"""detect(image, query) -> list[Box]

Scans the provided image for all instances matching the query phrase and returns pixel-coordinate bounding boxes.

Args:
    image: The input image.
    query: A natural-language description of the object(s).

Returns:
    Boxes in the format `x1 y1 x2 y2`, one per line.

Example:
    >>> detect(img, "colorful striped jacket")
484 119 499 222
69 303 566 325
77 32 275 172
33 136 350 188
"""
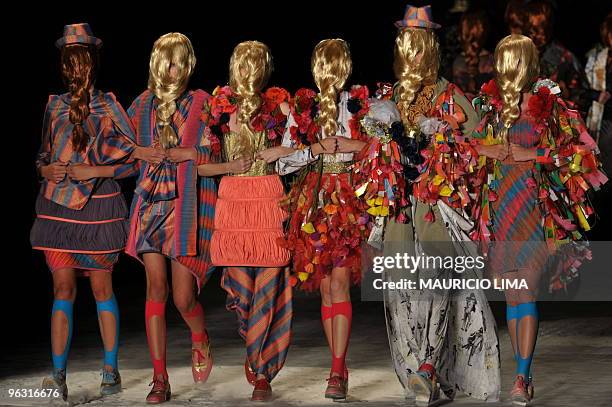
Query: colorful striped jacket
36 90 136 210
121 89 215 259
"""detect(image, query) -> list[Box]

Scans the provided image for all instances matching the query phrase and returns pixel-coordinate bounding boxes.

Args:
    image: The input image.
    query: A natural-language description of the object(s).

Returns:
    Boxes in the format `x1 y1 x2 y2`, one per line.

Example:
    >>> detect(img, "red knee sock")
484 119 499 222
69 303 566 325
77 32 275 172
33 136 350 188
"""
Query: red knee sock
145 300 167 379
331 301 352 377
180 302 208 343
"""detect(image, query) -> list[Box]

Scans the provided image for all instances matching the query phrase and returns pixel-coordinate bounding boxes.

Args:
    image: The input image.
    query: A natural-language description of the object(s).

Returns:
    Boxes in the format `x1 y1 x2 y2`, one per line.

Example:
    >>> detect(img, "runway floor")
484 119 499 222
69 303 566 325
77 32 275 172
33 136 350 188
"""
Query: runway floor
1 283 611 407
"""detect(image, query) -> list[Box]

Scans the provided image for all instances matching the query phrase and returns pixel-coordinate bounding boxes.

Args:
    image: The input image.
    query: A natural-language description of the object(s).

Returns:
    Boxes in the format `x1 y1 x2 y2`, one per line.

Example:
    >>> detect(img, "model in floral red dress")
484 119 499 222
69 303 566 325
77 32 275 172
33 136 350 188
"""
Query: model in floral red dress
472 34 608 406
277 38 387 401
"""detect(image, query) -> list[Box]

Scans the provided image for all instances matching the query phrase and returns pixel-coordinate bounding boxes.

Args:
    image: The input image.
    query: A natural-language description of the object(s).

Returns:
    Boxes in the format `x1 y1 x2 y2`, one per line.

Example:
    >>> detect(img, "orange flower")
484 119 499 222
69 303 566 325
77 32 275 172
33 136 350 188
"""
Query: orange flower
265 87 290 106
323 204 338 215
316 223 328 233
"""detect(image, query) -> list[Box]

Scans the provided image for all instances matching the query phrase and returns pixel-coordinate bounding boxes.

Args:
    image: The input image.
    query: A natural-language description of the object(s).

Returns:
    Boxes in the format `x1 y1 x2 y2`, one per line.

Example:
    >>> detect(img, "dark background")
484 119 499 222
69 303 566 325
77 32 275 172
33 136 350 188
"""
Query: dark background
6 0 612 354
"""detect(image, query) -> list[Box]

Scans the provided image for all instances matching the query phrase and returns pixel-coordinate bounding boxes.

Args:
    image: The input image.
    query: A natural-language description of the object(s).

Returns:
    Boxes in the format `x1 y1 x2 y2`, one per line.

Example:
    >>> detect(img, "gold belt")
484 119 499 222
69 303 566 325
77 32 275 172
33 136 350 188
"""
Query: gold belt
235 159 274 177
322 161 352 174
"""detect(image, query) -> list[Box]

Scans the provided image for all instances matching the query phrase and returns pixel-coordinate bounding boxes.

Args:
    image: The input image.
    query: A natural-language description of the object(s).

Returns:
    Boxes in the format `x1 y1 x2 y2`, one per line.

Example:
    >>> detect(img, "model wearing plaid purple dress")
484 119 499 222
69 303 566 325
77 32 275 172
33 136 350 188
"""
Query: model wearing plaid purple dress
30 24 141 401
117 33 217 404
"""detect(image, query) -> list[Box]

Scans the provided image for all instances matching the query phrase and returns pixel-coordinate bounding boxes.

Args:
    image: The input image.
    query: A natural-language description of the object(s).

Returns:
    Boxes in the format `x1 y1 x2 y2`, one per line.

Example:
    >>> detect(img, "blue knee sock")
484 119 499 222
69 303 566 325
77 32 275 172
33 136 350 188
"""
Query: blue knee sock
51 300 74 373
515 302 538 378
96 295 120 370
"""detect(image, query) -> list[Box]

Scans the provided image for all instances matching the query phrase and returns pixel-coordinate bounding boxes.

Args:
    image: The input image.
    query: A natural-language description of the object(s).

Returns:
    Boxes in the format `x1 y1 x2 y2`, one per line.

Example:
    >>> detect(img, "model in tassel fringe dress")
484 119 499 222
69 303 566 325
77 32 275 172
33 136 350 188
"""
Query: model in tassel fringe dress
379 6 501 406
472 34 607 406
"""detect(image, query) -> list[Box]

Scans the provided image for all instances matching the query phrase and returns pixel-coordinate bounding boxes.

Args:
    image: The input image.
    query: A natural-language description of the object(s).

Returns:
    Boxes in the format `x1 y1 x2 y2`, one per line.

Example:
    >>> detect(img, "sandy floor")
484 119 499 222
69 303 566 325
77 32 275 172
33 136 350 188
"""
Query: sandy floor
1 297 611 407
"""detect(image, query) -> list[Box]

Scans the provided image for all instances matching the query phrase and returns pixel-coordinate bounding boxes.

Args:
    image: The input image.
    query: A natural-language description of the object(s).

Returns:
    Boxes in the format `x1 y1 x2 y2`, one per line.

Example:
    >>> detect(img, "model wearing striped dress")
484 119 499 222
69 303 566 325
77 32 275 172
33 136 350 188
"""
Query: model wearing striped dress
31 89 136 398
31 90 136 273
31 24 139 401
115 31 217 406
469 34 608 405
489 118 549 277
122 86 217 402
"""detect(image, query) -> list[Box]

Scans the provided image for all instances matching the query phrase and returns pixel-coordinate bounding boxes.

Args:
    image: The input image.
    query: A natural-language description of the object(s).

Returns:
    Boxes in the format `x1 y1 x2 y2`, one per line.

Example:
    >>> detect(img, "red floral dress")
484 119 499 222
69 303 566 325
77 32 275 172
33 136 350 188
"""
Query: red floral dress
277 86 371 291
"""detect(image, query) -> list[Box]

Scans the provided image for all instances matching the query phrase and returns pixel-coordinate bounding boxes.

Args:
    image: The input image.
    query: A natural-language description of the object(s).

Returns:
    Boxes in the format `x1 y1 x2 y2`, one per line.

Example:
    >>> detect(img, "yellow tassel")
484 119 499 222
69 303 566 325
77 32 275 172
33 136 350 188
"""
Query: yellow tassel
301 223 316 234
440 185 453 197
433 175 445 186
574 204 591 231
355 182 368 197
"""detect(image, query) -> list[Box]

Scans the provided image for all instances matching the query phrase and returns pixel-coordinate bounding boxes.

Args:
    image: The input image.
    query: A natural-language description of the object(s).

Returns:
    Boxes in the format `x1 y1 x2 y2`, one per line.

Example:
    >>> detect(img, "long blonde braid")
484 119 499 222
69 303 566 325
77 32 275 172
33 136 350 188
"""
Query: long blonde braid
393 28 440 128
493 34 539 141
148 33 196 148
311 39 352 138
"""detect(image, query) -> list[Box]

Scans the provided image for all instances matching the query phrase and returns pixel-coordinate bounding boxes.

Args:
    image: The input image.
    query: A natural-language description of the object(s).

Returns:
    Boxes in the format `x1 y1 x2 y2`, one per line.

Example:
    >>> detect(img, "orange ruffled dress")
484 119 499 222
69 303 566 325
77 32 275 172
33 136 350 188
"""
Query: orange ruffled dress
209 86 290 267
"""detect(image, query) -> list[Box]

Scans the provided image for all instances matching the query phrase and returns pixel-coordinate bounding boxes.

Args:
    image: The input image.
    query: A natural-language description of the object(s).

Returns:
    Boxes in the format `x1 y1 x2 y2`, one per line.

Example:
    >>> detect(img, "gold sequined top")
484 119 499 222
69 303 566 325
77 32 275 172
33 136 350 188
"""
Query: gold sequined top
223 127 273 176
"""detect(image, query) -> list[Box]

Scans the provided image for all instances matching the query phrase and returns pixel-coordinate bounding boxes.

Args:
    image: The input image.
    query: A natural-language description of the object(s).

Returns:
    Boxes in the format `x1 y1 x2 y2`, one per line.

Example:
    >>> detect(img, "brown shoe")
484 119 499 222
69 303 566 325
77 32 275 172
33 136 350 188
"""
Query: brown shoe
325 375 348 400
251 378 272 402
192 340 213 383
245 358 257 386
146 377 171 404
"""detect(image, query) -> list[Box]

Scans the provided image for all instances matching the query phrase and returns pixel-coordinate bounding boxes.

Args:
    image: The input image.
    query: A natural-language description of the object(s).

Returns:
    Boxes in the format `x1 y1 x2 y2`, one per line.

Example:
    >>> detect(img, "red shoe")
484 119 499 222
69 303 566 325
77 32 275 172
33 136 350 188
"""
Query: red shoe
325 375 348 400
146 377 171 404
251 379 272 402
192 340 213 383
245 358 257 386
510 376 534 406
344 366 349 389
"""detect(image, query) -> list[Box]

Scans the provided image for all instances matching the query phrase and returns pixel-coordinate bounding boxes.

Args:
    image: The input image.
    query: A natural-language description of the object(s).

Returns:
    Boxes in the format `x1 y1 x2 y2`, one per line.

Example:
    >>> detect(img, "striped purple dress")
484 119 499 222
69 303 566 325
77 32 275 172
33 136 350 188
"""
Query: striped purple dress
30 90 136 275
489 117 549 275
121 90 217 289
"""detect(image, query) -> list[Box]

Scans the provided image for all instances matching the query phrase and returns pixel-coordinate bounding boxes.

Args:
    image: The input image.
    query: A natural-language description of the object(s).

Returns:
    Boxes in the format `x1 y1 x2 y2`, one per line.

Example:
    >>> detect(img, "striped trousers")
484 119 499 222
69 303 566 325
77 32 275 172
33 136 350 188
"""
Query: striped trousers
221 266 292 381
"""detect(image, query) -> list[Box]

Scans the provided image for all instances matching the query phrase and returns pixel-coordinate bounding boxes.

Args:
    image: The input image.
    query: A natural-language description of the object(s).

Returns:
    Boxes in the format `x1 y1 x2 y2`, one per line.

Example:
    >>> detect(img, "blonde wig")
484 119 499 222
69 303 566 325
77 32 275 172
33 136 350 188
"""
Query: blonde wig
393 28 440 127
493 34 539 140
311 39 352 138
148 32 196 148
229 41 273 129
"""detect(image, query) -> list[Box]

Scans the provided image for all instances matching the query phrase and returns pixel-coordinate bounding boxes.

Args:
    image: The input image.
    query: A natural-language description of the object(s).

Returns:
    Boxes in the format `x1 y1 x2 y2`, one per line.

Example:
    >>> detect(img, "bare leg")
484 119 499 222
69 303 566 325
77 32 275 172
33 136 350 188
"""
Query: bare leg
171 261 206 347
90 272 118 372
506 268 540 380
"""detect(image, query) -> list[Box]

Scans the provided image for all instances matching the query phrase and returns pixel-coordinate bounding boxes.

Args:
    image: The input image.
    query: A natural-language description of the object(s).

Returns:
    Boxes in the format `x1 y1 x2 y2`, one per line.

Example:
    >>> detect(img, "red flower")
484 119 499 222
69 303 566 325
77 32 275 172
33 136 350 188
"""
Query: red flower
350 85 369 101
293 88 317 114
528 86 554 123
211 86 237 118
480 79 502 110
481 79 499 99
264 87 290 107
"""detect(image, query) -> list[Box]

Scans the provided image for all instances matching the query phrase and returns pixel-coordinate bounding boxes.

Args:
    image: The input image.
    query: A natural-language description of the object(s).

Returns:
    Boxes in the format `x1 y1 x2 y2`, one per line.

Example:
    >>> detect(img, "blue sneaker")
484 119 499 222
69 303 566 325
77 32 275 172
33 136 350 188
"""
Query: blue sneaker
100 369 122 396
42 369 68 401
